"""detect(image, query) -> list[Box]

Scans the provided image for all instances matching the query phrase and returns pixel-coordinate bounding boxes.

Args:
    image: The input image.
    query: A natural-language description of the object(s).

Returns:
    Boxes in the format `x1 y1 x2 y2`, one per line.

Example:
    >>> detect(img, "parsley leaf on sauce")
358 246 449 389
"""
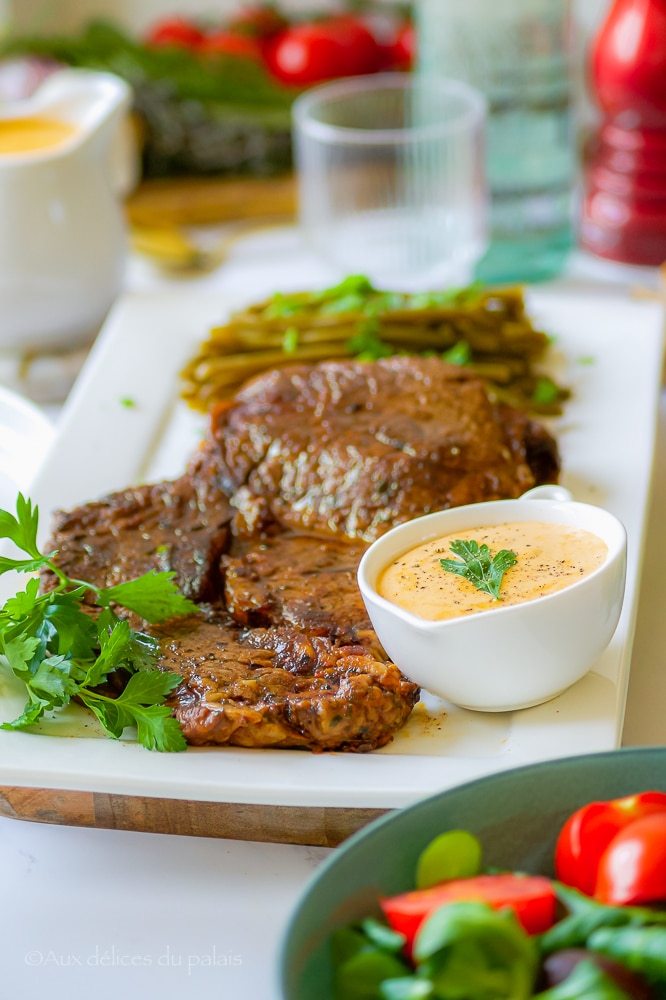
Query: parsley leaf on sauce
440 540 517 600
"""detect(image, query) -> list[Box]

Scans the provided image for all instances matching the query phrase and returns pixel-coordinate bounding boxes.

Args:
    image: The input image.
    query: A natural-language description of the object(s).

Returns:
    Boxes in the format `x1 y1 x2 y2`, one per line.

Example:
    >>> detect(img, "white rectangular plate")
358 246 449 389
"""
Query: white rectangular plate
0 287 663 808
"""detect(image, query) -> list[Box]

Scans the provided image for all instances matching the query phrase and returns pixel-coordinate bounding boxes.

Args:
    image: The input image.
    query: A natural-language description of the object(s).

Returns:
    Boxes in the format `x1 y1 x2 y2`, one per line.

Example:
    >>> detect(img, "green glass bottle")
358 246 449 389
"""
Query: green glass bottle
416 0 577 284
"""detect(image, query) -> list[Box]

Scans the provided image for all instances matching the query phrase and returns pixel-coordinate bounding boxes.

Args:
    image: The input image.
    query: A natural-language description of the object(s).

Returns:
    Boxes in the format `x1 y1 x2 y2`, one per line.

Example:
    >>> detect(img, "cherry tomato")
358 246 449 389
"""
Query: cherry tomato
264 16 382 87
144 16 205 50
380 873 556 954
199 30 262 60
394 22 415 69
383 21 415 71
594 811 666 906
555 791 666 896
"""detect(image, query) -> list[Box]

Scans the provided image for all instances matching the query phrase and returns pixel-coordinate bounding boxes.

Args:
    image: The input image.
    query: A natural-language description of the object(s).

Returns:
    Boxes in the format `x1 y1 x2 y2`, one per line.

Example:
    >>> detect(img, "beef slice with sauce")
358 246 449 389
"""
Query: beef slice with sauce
221 530 381 649
38 355 561 753
202 355 560 541
41 474 233 604
154 606 419 752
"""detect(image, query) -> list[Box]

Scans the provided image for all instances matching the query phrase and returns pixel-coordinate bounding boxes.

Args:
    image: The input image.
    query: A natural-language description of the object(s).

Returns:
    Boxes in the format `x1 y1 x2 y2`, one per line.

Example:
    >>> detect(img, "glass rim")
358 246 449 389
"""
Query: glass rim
292 72 487 146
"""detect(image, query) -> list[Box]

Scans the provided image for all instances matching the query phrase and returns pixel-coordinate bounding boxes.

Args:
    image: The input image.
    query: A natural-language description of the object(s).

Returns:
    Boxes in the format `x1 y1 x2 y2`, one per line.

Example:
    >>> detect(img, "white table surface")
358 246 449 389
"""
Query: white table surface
0 231 664 999
0 816 329 999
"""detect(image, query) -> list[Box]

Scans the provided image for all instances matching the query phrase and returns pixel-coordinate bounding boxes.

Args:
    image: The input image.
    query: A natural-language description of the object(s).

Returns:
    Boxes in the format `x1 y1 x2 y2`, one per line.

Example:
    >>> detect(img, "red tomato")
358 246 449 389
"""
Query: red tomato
380 873 556 953
200 30 261 60
384 21 415 71
264 16 382 87
555 791 666 896
395 22 415 69
144 16 205 50
595 812 666 906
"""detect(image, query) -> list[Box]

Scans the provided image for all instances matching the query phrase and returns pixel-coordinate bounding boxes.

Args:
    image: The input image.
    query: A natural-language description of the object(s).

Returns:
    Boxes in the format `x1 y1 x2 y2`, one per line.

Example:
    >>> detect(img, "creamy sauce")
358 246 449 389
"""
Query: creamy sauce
0 116 77 154
378 521 608 621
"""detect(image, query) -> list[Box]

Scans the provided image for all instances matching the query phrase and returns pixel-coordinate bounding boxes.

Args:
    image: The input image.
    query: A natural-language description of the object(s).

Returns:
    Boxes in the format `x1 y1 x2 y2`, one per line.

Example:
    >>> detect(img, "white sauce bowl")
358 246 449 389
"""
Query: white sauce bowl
357 486 627 712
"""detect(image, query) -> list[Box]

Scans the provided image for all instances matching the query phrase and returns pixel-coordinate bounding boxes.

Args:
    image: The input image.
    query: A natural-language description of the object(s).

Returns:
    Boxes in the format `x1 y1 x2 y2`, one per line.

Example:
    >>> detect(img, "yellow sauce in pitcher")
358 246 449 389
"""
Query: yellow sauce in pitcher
0 116 77 154
378 521 608 621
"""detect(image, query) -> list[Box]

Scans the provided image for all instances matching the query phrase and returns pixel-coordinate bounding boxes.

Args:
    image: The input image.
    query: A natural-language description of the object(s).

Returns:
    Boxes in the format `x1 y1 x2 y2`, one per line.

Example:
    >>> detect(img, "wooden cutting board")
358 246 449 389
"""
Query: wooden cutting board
0 785 387 847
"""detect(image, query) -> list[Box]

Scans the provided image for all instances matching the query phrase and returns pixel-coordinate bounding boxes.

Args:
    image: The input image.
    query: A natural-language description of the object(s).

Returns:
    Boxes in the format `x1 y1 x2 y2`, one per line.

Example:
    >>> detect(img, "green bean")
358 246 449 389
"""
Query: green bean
179 281 569 415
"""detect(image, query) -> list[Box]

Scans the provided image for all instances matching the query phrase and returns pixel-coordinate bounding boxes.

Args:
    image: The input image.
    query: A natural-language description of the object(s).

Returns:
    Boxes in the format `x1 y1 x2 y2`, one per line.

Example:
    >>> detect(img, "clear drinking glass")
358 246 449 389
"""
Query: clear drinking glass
292 73 487 291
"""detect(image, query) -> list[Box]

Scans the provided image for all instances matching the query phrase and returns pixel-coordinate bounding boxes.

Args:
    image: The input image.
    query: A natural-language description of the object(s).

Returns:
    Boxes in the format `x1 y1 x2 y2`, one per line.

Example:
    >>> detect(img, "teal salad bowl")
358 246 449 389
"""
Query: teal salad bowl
279 746 666 999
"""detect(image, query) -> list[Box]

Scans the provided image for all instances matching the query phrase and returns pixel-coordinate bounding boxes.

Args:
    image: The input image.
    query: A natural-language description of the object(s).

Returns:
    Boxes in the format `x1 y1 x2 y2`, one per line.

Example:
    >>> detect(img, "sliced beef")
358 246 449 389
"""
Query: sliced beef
221 530 378 646
155 608 419 751
43 474 232 603
498 404 561 487
40 355 561 753
204 356 560 541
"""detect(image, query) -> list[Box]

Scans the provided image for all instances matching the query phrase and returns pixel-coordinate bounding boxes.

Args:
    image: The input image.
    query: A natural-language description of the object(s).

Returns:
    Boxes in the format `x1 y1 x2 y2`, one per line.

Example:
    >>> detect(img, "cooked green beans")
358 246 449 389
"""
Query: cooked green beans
180 277 570 414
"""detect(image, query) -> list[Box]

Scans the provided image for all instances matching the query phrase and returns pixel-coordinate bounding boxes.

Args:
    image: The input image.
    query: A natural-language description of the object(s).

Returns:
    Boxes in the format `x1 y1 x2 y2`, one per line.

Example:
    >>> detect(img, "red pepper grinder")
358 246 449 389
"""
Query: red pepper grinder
580 0 666 266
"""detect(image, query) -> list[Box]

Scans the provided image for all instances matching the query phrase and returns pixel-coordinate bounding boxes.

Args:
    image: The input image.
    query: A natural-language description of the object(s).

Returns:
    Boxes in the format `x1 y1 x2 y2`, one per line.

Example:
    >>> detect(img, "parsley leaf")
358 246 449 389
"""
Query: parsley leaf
1 698 51 732
442 341 472 366
0 493 41 558
347 317 393 361
0 633 41 678
0 494 54 575
320 293 369 316
0 493 195 751
83 618 135 688
532 376 561 406
1 576 42 620
262 291 307 319
41 592 99 659
98 570 199 624
80 670 186 752
281 326 299 353
407 281 484 309
440 540 517 600
30 655 81 705
135 707 186 753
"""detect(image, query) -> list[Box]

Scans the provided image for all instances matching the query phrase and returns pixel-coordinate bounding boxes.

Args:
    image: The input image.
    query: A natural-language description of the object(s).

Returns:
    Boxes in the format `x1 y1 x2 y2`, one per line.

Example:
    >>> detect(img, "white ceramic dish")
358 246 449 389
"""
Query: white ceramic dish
358 486 628 712
0 286 662 809
0 384 55 506
0 70 131 352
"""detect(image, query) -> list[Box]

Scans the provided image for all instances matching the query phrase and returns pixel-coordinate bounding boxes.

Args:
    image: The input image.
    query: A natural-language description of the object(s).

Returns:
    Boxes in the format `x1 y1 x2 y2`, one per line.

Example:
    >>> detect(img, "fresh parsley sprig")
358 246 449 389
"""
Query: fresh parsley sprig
0 494 200 751
440 539 517 601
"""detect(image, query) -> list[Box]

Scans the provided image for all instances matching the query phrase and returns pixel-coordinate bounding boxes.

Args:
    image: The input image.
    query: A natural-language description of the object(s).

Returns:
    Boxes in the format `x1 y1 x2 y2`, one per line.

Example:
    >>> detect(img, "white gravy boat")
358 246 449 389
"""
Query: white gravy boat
358 486 628 712
0 68 132 352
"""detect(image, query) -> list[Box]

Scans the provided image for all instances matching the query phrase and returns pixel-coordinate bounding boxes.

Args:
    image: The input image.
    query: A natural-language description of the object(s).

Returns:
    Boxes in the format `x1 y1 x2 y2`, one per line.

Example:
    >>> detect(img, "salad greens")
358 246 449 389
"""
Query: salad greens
0 494 198 751
415 830 483 891
413 901 538 1000
2 19 295 179
2 19 294 110
588 925 666 981
541 883 666 956
334 902 539 1000
331 821 666 999
534 960 637 1000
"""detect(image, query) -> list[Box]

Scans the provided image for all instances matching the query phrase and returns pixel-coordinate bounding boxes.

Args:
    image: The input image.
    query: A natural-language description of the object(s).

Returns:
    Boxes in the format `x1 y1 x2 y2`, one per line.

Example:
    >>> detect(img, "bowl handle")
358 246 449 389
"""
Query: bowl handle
519 484 573 502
